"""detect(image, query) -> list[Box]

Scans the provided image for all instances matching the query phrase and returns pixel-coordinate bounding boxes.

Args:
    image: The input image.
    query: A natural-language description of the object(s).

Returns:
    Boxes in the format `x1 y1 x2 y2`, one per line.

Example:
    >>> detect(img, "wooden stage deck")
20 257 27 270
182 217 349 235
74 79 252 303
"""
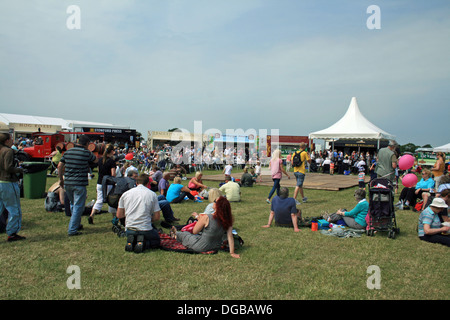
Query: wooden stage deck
201 169 367 191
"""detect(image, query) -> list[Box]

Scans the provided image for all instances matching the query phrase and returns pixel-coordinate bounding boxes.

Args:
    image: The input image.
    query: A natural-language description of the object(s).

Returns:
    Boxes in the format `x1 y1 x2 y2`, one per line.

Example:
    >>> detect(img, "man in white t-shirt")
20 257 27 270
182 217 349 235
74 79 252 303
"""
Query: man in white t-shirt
117 174 161 253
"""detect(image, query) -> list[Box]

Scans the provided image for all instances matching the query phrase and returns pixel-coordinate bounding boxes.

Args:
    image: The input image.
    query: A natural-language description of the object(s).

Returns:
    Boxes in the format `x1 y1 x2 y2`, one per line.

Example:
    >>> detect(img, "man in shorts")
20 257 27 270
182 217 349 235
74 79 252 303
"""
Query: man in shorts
292 142 311 204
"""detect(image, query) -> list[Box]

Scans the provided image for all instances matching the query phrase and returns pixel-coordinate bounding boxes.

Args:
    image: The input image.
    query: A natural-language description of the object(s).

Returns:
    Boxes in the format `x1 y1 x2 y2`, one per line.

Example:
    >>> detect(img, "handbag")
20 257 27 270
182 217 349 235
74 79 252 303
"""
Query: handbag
415 200 424 212
181 221 197 233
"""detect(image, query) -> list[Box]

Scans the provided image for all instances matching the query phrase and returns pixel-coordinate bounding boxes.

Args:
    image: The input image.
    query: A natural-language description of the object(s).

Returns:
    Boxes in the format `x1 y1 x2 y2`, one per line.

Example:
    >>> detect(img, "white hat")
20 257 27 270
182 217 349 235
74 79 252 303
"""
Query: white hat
430 197 448 209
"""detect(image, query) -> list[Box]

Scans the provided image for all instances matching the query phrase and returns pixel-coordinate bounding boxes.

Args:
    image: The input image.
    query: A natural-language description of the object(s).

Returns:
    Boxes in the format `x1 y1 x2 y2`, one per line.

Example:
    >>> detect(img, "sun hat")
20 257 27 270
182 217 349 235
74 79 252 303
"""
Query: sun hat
430 197 448 209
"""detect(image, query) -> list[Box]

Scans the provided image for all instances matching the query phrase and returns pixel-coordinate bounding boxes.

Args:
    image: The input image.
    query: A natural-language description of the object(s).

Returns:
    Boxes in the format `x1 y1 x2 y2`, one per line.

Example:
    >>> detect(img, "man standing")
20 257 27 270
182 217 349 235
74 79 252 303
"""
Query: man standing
292 142 311 204
0 133 25 241
58 135 97 236
375 140 398 182
117 174 161 253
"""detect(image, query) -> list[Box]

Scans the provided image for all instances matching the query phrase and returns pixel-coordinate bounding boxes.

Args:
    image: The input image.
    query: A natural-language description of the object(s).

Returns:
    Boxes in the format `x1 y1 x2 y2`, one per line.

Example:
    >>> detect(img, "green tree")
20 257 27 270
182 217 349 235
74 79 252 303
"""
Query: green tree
400 143 418 153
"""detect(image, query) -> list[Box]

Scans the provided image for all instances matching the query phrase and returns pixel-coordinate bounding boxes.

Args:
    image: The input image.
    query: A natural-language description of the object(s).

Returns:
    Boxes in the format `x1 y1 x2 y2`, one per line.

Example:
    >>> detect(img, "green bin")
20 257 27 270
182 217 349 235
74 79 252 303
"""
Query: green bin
22 162 50 199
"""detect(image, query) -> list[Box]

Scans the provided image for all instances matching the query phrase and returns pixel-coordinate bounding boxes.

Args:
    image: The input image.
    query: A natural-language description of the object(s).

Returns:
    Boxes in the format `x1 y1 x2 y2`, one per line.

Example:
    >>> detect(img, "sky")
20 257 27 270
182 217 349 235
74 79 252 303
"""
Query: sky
1 0 449 147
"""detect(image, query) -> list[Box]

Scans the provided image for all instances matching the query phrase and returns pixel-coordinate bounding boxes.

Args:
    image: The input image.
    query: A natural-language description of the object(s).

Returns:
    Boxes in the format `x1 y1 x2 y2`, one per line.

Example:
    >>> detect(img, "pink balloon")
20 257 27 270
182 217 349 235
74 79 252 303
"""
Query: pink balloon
398 154 415 170
402 173 418 188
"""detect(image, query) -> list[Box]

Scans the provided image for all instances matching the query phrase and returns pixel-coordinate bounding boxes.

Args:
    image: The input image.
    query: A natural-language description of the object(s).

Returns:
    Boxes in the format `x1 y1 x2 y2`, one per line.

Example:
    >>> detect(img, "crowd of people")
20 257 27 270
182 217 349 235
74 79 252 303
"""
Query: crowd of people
1 133 449 252
308 149 377 176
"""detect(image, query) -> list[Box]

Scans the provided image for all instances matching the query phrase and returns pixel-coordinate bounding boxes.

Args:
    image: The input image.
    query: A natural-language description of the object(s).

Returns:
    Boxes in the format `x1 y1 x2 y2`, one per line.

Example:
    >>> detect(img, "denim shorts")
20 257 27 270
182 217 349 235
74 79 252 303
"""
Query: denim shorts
294 172 305 187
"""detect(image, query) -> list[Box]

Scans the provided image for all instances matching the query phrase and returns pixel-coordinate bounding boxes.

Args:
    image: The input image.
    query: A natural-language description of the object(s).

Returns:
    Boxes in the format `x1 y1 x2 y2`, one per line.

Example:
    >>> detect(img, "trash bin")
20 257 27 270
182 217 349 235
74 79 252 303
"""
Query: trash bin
21 162 50 199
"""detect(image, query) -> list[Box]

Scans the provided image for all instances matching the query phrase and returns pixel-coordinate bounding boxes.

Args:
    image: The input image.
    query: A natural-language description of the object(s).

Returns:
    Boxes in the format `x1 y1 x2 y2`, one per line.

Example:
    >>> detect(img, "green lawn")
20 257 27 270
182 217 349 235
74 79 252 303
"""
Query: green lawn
1 169 448 300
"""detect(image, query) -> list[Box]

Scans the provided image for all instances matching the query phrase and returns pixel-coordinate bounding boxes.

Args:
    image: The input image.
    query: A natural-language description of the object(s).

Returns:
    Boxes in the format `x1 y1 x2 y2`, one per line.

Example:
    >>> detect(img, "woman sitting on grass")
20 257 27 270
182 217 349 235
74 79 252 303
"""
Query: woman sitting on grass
191 188 222 218
334 189 369 230
171 196 240 258
170 188 222 234
396 169 435 210
166 176 199 203
188 171 208 192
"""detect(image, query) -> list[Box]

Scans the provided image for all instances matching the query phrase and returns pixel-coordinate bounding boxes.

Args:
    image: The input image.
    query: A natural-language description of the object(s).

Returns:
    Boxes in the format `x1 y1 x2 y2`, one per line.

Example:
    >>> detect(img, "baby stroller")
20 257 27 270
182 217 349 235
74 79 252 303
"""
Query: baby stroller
365 178 400 239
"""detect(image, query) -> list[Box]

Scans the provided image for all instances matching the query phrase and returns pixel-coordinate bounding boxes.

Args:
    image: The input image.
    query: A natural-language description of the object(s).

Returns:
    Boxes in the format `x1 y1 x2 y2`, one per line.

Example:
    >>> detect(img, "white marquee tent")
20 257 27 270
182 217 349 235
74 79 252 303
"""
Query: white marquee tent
309 97 396 149
433 143 450 153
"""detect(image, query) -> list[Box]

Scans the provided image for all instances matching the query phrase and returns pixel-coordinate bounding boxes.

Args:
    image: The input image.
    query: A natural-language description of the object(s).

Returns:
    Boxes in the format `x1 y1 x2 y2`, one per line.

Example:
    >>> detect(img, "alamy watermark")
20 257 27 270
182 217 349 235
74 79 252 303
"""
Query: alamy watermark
367 5 381 30
366 265 381 290
66 265 81 289
152 121 281 165
65 4 381 31
66 5 81 30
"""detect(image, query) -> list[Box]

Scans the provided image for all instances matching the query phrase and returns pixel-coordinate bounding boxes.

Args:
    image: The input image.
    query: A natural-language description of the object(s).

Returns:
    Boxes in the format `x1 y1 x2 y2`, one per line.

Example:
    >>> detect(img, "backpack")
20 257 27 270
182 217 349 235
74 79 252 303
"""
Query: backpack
221 230 244 251
45 192 62 212
292 151 304 167
102 176 136 209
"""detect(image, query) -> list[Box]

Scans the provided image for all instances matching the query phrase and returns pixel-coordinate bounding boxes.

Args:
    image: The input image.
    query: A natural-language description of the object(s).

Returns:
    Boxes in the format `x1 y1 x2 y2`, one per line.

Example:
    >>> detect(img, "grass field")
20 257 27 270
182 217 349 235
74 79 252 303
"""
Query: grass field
1 169 448 301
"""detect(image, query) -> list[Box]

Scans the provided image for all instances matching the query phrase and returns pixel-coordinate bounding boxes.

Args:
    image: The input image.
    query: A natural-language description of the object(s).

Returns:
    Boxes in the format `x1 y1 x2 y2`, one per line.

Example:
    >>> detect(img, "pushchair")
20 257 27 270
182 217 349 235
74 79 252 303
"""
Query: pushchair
365 178 400 239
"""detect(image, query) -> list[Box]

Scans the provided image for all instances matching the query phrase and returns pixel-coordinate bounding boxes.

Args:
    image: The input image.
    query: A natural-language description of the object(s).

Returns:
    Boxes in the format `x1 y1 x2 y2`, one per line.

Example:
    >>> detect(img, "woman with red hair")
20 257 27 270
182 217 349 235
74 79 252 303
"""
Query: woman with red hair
173 196 240 258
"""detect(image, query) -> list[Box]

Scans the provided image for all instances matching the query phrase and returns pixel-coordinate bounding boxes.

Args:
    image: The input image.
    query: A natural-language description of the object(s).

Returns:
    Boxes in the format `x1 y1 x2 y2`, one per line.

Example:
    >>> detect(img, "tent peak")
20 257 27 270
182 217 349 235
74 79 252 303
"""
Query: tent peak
309 97 396 141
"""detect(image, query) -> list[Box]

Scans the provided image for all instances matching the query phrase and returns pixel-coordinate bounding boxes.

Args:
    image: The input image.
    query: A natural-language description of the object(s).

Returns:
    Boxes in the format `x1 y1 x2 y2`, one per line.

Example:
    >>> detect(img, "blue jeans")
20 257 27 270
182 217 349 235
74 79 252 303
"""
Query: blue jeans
126 228 160 249
0 182 22 236
65 185 87 235
171 191 195 203
268 178 281 200
157 195 176 222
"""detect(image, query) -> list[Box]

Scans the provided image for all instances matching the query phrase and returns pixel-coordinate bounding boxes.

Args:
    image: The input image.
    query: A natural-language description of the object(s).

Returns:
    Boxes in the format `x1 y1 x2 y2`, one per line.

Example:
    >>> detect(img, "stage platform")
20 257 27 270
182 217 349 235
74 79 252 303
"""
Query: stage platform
201 169 367 191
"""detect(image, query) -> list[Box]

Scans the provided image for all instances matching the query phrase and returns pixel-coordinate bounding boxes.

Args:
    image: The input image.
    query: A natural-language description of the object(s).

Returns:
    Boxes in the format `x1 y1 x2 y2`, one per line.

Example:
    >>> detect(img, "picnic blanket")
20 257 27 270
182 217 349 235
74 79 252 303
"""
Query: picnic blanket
158 230 244 254
320 227 365 238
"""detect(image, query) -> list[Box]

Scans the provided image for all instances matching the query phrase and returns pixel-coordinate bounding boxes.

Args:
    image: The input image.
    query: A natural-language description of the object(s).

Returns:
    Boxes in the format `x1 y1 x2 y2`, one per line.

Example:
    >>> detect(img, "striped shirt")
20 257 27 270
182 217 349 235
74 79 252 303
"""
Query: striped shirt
418 207 442 237
60 146 97 186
